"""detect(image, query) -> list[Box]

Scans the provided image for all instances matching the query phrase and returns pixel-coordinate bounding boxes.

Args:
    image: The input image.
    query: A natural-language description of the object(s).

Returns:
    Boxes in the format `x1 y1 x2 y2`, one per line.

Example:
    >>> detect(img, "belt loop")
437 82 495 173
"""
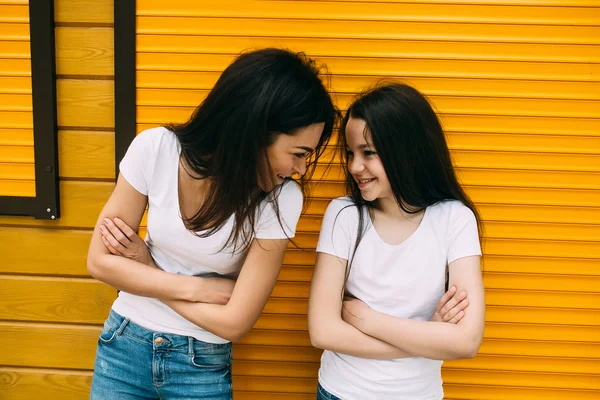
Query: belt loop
116 317 130 335
188 337 194 357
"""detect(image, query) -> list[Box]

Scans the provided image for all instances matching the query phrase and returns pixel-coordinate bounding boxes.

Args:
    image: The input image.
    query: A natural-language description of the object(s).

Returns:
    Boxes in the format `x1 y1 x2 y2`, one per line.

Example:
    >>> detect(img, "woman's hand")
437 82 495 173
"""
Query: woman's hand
342 286 469 331
99 217 235 304
99 217 154 267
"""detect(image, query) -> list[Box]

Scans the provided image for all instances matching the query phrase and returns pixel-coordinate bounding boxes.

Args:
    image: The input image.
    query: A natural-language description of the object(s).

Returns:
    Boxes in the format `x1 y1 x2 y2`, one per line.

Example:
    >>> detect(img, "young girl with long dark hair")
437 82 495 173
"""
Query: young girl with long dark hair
309 82 485 400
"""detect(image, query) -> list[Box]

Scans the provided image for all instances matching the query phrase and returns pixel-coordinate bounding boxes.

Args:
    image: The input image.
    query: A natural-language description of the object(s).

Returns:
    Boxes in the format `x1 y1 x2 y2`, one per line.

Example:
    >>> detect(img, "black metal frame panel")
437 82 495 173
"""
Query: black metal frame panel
0 0 59 219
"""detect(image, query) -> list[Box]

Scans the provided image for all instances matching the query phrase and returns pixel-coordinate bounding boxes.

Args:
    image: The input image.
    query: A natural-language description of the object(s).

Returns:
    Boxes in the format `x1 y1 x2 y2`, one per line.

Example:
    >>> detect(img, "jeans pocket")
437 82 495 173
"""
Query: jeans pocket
98 320 118 344
190 341 232 369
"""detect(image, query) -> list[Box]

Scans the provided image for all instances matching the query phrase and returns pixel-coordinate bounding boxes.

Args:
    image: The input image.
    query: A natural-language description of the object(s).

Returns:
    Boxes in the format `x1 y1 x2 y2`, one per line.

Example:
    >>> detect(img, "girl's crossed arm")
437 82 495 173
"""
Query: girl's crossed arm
308 252 470 360
342 255 485 360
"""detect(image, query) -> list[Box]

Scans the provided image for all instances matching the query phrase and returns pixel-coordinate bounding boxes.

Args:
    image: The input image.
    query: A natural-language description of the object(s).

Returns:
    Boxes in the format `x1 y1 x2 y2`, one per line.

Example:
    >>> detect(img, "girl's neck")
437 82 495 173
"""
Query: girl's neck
375 196 423 221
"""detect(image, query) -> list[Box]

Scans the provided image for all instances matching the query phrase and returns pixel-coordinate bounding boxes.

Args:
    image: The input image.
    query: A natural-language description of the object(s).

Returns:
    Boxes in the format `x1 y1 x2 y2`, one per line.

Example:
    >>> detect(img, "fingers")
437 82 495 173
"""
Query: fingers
447 310 465 324
100 231 122 256
99 225 128 255
103 218 131 247
436 286 457 313
443 298 469 323
113 217 138 241
439 289 467 317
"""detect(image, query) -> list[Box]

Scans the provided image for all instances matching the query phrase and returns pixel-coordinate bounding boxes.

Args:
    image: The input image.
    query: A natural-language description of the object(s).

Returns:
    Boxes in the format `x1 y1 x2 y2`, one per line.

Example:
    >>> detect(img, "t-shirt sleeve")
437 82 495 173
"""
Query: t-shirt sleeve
118 128 160 195
316 199 354 260
255 180 304 239
447 203 482 264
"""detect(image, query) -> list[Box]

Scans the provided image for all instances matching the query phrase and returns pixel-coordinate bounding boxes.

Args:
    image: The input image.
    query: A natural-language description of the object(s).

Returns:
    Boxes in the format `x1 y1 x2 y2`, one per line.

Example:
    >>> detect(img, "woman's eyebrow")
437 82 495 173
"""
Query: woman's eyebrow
294 146 314 152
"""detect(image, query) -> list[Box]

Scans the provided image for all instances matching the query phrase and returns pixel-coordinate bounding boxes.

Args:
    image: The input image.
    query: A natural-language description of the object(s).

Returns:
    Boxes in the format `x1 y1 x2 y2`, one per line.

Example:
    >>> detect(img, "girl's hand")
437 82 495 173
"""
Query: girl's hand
99 217 154 267
430 286 469 324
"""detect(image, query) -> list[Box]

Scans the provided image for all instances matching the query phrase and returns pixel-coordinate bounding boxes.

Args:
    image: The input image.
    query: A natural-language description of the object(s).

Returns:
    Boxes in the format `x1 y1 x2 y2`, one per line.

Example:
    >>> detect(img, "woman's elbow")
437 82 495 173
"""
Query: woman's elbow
87 252 111 281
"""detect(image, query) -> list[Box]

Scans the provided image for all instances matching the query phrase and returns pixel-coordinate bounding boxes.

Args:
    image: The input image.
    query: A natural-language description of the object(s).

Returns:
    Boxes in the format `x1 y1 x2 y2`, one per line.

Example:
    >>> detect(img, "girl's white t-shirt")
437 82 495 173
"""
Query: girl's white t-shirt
316 196 481 400
112 127 303 343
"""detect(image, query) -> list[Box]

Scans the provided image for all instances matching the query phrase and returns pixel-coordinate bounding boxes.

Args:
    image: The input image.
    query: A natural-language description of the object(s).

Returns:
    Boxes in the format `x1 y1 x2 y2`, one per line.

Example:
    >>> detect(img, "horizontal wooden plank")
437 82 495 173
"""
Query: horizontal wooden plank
136 54 600 83
0 4 28 23
0 76 31 94
0 22 29 40
0 368 91 400
0 110 32 129
446 353 600 374
0 276 115 324
304 0 600 6
0 40 29 59
0 58 30 75
0 92 32 111
0 228 91 276
483 255 600 276
54 0 113 24
0 178 34 196
0 162 32 179
55 27 113 76
0 322 100 370
0 144 33 162
484 272 600 292
443 384 600 400
0 128 31 145
137 1 600 26
447 132 600 154
136 17 600 45
58 130 114 179
57 79 114 128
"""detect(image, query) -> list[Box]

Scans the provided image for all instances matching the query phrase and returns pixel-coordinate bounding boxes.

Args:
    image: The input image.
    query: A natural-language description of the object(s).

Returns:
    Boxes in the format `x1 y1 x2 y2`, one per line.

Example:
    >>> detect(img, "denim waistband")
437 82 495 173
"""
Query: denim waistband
105 309 231 356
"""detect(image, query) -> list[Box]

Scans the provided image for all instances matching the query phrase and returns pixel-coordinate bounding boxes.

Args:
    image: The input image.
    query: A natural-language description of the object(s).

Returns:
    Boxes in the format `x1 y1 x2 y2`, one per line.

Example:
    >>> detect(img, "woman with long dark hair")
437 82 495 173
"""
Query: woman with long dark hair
309 82 485 399
87 48 338 399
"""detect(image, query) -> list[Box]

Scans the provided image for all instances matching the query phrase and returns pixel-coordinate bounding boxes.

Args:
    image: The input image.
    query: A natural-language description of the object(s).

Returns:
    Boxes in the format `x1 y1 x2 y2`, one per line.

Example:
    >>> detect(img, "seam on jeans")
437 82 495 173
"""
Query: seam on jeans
317 384 335 400
121 331 153 345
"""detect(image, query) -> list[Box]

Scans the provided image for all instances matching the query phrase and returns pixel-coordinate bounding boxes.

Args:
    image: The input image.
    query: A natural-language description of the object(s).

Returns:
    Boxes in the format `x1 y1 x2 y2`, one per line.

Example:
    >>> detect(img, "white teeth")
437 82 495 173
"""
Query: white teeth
358 178 375 184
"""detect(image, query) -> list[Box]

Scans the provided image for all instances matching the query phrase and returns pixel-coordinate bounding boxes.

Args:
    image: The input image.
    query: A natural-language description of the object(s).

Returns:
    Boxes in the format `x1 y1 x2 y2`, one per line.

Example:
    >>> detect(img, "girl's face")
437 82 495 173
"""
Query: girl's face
345 117 392 203
262 122 324 191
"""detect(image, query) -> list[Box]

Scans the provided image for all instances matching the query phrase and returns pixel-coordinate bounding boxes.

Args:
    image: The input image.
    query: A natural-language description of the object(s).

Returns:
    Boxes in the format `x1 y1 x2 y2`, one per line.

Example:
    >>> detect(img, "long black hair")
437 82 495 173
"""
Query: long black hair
166 48 338 251
338 82 482 286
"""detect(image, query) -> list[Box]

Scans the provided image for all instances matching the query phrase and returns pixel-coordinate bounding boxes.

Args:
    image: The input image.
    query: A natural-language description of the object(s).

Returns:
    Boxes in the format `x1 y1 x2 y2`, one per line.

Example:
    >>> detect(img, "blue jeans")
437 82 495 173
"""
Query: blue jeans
90 310 232 399
317 383 342 400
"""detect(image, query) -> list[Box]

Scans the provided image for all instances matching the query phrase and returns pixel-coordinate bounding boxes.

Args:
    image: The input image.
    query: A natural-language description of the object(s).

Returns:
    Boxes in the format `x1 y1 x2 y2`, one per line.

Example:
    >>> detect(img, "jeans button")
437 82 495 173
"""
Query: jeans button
155 337 163 344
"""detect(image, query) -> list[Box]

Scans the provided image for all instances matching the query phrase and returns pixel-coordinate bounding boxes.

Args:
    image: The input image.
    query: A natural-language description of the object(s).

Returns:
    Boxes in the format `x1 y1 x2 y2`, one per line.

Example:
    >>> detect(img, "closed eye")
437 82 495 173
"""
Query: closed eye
294 152 309 159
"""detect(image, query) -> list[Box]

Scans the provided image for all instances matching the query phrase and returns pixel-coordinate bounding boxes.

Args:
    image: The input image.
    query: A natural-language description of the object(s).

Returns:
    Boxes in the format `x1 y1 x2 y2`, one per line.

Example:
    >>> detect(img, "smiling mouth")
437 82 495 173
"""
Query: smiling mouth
357 178 376 184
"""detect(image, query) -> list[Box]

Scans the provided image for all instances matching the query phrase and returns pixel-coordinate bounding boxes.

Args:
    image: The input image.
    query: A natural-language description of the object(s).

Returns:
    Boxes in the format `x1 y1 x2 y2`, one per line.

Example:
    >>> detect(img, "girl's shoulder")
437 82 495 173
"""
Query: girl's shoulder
427 199 477 228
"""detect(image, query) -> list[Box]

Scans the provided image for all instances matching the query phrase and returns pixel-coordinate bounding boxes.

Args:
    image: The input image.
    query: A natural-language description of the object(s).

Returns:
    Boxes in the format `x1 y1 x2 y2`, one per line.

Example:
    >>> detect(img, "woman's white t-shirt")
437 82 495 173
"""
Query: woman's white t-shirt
316 196 481 399
112 127 303 343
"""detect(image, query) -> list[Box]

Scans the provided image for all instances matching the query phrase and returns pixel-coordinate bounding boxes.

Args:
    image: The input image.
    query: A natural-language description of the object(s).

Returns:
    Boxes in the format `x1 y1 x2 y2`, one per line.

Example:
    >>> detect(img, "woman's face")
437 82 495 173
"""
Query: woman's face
262 122 325 191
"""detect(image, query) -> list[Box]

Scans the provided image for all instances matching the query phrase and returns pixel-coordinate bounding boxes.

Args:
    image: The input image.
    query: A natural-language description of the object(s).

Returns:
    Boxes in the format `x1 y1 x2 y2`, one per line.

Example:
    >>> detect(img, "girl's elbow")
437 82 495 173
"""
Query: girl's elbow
458 335 483 359
308 324 329 350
